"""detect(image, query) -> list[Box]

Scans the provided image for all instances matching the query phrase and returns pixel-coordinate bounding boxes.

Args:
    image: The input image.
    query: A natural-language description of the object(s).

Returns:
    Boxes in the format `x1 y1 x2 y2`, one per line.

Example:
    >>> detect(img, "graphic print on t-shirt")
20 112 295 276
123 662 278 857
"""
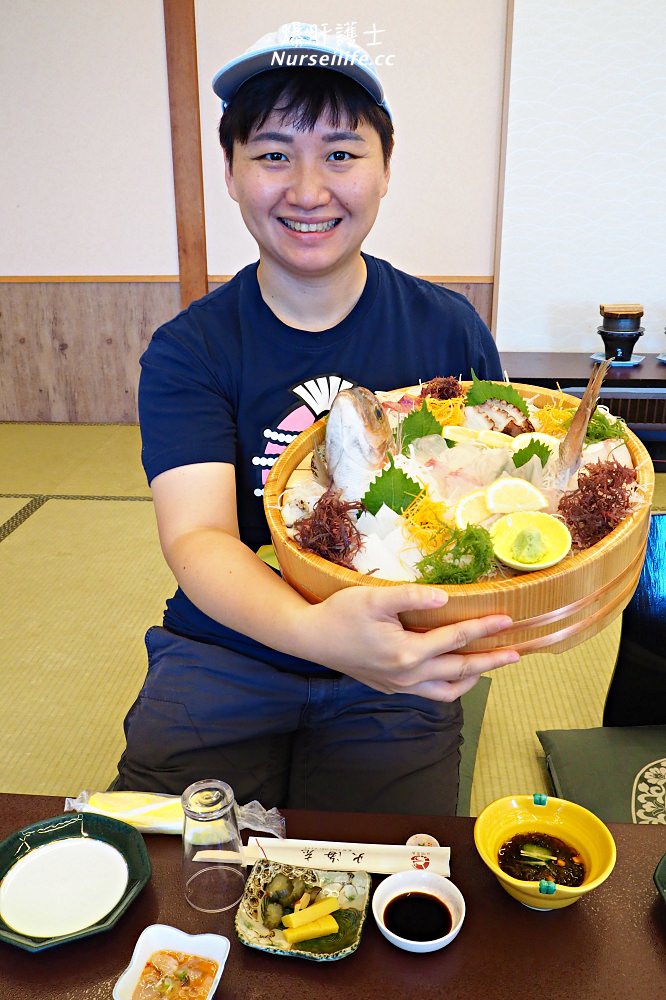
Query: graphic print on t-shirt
252 374 353 496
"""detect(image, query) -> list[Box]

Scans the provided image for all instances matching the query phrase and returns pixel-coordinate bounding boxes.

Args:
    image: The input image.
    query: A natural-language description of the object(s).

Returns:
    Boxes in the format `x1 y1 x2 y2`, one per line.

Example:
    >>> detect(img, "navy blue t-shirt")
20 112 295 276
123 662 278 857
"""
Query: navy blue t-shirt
139 254 502 674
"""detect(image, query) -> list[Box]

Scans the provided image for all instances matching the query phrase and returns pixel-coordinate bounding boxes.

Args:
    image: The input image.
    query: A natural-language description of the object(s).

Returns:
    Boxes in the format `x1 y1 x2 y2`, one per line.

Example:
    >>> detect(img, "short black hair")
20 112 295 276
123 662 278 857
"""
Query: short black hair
219 67 394 170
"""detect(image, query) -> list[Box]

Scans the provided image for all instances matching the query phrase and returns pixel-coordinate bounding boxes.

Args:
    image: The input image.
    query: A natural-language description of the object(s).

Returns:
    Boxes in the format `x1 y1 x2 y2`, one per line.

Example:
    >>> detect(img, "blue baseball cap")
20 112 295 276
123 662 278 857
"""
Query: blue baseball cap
212 21 392 119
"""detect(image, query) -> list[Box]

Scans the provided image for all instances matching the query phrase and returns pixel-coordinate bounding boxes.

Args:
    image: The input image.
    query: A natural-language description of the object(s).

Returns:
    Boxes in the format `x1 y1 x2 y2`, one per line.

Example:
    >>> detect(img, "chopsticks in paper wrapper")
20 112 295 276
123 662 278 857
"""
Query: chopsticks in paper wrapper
244 837 451 875
64 792 450 875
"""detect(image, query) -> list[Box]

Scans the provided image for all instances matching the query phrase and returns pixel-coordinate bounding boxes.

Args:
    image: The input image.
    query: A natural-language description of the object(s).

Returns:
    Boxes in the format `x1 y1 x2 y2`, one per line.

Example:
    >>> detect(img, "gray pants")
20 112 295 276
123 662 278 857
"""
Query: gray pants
116 626 463 814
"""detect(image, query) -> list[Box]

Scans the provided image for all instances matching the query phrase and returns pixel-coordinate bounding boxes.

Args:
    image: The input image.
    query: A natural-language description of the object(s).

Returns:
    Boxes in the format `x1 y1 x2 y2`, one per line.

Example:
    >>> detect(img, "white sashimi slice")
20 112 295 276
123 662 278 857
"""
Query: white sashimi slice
353 532 417 581
356 504 404 540
408 439 516 502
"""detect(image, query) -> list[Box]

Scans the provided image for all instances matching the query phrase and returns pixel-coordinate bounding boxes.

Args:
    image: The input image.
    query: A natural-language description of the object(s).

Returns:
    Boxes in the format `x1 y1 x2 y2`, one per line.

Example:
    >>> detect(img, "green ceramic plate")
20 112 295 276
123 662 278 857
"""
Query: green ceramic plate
0 812 151 952
235 860 370 962
654 852 666 905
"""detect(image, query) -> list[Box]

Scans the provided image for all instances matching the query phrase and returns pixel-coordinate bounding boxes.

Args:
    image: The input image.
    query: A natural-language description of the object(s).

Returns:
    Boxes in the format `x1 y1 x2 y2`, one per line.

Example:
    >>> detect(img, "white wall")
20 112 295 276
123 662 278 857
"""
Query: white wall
0 0 178 276
196 0 507 277
495 0 666 352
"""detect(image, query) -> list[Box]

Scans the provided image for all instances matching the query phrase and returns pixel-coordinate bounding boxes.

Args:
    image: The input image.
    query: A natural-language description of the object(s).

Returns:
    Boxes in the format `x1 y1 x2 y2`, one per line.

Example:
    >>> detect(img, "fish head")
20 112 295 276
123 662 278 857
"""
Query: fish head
325 387 394 494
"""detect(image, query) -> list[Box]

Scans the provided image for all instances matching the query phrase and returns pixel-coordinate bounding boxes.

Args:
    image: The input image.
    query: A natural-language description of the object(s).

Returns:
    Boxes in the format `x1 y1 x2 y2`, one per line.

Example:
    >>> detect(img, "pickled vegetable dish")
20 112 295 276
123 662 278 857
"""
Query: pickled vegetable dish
131 950 218 1000
498 832 586 887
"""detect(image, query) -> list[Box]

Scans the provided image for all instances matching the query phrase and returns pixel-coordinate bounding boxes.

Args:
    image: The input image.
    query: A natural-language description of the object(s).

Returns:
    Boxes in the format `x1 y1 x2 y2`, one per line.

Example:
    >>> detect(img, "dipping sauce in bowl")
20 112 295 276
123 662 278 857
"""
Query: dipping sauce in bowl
372 870 465 954
383 892 452 941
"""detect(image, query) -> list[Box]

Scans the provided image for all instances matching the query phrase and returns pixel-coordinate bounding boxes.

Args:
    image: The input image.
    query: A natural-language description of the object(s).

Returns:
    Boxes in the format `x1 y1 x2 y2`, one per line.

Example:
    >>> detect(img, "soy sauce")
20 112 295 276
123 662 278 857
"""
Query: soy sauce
384 891 452 941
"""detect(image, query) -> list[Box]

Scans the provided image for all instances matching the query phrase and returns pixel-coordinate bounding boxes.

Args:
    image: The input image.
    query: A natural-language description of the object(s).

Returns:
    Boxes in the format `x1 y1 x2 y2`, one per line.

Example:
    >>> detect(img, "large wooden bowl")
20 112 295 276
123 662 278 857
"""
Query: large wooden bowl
264 384 655 654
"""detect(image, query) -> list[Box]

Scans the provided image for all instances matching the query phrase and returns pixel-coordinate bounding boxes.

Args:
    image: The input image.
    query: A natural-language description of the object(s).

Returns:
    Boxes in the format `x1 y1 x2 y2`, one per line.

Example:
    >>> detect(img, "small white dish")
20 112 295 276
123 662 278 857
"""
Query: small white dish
405 833 440 848
113 924 230 1000
372 870 465 954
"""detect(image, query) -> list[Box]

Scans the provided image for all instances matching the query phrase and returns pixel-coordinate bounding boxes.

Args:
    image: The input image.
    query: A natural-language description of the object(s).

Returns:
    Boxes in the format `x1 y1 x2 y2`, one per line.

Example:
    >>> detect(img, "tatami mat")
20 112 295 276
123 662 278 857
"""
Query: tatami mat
471 619 620 815
1 498 173 795
0 497 30 524
0 423 149 497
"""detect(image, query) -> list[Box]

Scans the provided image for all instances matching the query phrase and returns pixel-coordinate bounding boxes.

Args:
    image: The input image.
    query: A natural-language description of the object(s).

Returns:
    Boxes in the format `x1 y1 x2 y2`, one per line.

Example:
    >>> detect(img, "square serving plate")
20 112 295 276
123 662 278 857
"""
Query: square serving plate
0 812 151 952
235 860 370 961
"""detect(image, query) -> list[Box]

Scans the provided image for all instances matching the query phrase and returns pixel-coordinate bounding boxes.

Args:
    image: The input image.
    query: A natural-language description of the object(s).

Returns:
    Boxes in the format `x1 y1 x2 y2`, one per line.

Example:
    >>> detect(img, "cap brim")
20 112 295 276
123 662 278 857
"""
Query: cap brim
212 44 387 112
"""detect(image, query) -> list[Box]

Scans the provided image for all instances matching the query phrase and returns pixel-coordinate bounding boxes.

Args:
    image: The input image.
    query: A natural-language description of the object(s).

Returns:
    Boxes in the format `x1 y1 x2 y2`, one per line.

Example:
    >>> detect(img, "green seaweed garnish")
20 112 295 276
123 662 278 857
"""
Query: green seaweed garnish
584 408 627 443
416 524 495 584
298 908 362 954
398 401 442 454
465 370 530 418
362 458 421 516
558 406 627 443
512 439 552 469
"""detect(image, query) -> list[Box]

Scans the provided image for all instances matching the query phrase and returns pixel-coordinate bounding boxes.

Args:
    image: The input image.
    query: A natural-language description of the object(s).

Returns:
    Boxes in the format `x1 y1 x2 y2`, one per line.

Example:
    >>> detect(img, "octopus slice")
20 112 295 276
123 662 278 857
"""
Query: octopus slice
465 401 535 437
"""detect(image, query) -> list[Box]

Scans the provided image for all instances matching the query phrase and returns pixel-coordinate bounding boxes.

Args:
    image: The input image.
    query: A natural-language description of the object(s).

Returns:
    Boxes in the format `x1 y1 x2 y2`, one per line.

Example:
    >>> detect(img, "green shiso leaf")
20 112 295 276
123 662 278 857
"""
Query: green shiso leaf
399 401 442 454
362 457 421 516
416 524 495 585
465 370 530 418
512 439 552 469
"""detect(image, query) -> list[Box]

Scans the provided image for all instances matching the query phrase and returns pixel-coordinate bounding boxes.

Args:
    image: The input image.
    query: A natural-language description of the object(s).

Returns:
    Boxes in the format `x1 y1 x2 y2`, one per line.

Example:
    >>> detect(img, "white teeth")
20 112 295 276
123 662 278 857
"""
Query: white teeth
281 219 339 232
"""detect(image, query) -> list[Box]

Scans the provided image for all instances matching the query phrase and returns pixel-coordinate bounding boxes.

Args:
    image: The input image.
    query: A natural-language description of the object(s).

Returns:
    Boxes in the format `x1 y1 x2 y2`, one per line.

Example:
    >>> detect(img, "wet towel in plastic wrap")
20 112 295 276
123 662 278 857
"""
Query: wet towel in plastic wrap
64 790 285 838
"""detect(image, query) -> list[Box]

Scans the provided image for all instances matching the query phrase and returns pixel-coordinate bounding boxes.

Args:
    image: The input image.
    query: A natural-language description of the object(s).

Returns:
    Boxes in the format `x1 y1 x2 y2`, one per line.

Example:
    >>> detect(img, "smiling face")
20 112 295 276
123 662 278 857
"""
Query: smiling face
224 112 390 282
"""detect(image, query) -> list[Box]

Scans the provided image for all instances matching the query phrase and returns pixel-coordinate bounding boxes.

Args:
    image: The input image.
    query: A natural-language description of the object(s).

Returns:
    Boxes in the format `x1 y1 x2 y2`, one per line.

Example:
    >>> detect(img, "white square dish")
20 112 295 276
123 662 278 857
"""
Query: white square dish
112 924 230 1000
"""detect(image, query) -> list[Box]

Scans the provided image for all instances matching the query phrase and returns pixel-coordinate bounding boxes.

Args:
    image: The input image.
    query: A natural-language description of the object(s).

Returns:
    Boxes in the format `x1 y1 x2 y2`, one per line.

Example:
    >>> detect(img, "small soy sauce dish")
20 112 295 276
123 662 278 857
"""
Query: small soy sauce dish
371 870 465 953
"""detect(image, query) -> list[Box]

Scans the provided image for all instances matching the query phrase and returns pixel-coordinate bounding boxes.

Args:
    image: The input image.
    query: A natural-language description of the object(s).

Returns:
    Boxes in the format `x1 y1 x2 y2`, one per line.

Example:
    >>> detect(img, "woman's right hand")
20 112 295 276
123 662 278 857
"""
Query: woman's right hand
294 583 520 702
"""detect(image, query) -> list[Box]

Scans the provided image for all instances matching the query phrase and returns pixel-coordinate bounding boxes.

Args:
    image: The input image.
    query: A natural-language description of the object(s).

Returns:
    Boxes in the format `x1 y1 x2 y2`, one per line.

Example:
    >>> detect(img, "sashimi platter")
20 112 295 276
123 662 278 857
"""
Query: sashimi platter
264 365 655 653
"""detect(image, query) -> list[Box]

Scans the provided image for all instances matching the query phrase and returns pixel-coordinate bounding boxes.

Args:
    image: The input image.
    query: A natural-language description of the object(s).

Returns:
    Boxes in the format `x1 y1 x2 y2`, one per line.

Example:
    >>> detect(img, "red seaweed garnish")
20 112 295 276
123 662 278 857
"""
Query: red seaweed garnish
293 489 365 569
558 460 638 549
420 376 464 400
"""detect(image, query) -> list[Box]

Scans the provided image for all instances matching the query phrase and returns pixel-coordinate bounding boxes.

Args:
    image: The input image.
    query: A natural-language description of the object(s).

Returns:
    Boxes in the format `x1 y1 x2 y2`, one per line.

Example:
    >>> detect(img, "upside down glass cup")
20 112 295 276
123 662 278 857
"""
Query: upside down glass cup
181 779 246 912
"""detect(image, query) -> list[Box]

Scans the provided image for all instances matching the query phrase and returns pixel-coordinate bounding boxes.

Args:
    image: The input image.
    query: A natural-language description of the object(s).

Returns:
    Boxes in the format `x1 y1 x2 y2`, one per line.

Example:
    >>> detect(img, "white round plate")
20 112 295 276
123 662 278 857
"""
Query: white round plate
0 837 129 937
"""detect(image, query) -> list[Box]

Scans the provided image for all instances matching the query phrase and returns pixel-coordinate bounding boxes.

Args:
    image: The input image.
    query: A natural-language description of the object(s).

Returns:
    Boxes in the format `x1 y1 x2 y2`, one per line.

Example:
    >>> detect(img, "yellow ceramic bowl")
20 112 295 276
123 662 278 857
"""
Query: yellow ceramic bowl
473 794 616 910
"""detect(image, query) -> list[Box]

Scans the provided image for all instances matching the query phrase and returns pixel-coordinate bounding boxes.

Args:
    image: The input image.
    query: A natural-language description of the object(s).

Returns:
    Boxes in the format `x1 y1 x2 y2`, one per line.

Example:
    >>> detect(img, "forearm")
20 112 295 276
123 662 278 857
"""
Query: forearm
163 519 520 702
165 528 320 660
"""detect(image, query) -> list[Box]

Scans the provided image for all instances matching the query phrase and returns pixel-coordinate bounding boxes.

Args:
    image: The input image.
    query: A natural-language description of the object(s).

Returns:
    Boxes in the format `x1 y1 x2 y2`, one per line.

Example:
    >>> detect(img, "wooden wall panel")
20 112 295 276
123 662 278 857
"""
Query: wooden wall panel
0 279 492 423
0 282 180 423
163 0 208 307
440 282 493 328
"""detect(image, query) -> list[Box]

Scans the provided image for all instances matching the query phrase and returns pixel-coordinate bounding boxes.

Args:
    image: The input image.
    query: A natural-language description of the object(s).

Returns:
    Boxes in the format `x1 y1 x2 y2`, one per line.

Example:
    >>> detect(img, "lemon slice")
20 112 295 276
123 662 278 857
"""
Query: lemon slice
490 511 572 571
454 489 491 528
478 429 514 449
442 425 482 443
486 477 548 514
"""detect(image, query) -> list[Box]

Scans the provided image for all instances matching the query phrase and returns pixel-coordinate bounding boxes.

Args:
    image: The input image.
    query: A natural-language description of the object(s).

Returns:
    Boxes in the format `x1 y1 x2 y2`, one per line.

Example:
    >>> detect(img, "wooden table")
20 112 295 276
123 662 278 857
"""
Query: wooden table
500 353 666 451
1 794 664 1000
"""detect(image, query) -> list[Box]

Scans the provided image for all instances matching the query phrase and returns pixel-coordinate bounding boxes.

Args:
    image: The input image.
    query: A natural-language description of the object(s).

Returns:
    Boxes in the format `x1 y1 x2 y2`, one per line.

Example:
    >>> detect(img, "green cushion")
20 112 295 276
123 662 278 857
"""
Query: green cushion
457 676 492 817
537 726 666 824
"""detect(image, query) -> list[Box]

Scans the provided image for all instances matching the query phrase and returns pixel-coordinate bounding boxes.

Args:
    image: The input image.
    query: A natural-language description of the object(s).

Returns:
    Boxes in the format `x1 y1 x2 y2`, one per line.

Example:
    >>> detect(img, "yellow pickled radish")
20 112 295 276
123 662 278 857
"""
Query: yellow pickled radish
281 895 339 928
282 914 339 944
454 489 491 528
485 477 548 514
